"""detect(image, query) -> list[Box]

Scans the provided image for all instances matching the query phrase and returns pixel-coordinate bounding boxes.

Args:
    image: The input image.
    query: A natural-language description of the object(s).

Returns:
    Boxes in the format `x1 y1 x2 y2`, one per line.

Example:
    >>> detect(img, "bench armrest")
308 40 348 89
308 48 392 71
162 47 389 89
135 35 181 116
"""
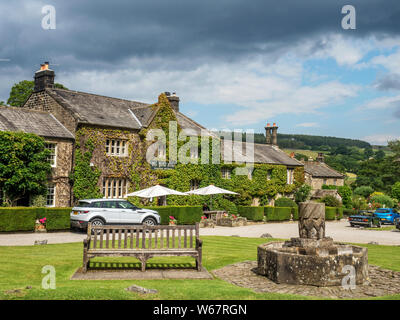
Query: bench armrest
195 238 203 250
83 237 91 249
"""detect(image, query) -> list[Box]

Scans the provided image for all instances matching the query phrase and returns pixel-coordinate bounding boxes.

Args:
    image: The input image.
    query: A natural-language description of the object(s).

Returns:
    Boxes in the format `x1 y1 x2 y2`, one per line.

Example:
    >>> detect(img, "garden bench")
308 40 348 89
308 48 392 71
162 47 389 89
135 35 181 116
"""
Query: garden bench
82 223 203 272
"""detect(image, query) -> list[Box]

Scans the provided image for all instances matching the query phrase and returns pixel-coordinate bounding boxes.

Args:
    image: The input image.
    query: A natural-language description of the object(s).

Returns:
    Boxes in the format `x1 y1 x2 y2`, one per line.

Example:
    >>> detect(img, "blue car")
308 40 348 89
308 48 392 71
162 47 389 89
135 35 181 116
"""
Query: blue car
374 208 400 225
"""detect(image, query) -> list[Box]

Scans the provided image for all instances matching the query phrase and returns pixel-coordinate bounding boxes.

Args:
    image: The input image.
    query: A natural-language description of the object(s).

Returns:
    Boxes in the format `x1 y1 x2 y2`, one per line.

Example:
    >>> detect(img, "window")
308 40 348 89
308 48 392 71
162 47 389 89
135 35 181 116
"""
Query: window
46 184 56 207
323 179 327 185
286 168 294 185
221 168 231 179
106 139 127 157
333 179 337 186
190 179 200 191
45 143 57 167
247 167 253 180
102 178 129 199
190 146 198 159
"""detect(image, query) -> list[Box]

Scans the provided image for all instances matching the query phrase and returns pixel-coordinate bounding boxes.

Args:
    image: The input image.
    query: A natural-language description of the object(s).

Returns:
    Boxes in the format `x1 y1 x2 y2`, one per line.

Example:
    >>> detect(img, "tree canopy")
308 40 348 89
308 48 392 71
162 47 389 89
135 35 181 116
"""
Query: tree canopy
0 131 51 206
6 80 68 107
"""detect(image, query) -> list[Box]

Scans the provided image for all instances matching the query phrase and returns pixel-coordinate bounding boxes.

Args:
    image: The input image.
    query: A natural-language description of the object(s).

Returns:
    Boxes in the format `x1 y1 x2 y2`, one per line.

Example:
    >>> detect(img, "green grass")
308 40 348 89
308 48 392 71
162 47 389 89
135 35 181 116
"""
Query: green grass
0 236 400 300
364 226 396 231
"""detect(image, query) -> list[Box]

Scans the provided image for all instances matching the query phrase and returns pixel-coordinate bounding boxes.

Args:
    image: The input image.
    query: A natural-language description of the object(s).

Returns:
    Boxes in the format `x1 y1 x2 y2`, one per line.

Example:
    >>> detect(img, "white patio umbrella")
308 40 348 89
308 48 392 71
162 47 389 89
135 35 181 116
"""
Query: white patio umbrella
186 184 238 210
125 184 187 205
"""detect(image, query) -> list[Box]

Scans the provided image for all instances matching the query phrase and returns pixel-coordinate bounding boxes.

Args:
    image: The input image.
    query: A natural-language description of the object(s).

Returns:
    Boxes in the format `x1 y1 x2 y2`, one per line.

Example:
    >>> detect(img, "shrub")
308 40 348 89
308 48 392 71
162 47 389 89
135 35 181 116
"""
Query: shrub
337 185 352 209
325 207 337 220
319 195 341 207
265 206 292 221
392 182 400 201
275 197 297 207
336 207 344 220
322 185 337 190
294 184 312 203
238 206 264 221
343 208 357 216
370 194 395 208
352 196 368 210
0 207 37 232
292 206 299 220
354 186 374 198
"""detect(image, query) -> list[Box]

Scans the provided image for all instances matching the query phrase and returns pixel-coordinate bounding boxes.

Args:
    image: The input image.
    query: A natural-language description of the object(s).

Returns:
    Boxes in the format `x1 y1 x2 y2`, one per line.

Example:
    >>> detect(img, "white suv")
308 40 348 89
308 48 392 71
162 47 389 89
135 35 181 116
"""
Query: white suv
70 199 161 230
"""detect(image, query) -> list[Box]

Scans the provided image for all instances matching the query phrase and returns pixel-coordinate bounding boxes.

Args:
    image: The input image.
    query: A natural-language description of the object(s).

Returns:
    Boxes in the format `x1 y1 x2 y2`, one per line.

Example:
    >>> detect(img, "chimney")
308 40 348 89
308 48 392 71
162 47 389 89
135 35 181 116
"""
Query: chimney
271 123 278 146
265 123 272 144
165 91 180 112
316 152 324 163
34 62 55 92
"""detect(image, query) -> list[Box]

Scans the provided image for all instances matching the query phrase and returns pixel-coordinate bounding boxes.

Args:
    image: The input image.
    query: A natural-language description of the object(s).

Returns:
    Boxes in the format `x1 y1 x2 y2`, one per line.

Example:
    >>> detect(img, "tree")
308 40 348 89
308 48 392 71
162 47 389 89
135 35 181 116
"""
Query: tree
337 185 352 209
354 186 374 198
294 184 311 203
374 149 385 160
0 101 6 106
7 80 68 107
0 131 51 206
392 182 400 201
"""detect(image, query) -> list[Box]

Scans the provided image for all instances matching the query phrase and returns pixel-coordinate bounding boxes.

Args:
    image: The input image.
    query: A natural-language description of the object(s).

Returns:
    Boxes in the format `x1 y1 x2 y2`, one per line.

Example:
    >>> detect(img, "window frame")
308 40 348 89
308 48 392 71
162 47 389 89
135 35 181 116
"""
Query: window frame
45 142 57 168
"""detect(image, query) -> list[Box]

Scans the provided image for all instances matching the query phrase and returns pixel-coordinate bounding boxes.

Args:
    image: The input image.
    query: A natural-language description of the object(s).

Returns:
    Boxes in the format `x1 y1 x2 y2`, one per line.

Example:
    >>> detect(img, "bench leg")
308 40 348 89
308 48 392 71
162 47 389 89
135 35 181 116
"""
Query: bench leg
196 256 202 271
139 255 148 272
82 257 90 273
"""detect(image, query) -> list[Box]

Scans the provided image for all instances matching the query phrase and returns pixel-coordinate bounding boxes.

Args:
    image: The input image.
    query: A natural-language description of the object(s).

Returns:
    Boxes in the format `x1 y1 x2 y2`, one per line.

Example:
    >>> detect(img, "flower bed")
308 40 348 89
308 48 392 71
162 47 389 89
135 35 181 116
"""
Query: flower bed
199 216 215 228
217 213 247 227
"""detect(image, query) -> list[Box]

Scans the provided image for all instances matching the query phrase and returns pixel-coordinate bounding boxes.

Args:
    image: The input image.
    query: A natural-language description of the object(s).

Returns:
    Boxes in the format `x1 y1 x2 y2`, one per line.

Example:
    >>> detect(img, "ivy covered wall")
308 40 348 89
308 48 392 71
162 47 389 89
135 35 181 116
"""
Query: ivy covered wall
70 92 305 210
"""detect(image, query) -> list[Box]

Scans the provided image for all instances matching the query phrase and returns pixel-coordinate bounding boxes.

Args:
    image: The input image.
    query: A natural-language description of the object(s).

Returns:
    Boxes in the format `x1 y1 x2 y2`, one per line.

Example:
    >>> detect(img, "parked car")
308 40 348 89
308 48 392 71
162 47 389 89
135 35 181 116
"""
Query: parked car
70 199 161 230
348 210 381 228
373 208 400 225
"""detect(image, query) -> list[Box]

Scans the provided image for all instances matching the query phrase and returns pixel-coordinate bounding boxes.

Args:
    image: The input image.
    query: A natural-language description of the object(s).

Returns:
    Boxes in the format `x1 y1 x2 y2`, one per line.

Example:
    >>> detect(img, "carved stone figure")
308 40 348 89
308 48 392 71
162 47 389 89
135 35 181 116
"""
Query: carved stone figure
298 202 325 240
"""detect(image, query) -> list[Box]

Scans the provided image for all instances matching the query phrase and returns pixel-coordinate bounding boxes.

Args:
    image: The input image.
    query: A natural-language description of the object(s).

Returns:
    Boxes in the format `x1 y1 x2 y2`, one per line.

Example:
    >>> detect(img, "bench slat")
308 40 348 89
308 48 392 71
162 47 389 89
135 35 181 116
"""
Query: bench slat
124 229 128 249
160 228 164 249
106 229 109 249
118 229 122 249
142 228 146 249
130 229 134 249
184 229 187 248
178 228 181 249
100 229 104 249
112 229 115 248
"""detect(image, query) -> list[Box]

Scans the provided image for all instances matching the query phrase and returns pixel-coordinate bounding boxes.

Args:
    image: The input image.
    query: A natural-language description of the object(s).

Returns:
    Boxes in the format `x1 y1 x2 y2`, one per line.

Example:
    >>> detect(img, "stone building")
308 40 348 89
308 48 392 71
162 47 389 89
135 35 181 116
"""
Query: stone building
0 62 304 207
303 153 345 190
0 105 74 206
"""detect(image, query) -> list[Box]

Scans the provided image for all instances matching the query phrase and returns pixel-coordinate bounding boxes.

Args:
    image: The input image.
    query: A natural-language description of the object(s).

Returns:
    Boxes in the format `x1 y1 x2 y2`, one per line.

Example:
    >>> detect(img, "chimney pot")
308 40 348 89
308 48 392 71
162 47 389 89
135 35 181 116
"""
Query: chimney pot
34 62 55 92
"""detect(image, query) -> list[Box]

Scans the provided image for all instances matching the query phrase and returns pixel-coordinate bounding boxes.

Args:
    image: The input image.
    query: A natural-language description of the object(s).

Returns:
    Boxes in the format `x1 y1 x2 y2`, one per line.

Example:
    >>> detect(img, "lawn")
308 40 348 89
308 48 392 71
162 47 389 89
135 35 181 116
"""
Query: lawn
0 236 400 300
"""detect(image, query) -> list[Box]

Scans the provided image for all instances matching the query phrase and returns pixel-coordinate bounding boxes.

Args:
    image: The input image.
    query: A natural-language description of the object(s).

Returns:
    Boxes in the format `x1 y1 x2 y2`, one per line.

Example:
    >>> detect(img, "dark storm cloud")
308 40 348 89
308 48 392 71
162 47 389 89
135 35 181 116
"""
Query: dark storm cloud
375 74 400 91
0 0 399 74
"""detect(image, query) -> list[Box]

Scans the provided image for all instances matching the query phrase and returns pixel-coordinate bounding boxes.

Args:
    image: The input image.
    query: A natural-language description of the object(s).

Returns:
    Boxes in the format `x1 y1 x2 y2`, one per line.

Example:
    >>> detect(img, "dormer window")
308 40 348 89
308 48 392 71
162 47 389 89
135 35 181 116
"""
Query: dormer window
106 139 127 157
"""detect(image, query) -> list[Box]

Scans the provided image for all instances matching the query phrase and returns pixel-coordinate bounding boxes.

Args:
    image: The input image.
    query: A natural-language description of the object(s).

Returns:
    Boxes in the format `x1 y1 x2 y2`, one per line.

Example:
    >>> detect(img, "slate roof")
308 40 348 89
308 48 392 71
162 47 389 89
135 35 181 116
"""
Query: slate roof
303 161 345 178
46 88 151 130
221 140 304 166
45 88 217 136
0 106 74 139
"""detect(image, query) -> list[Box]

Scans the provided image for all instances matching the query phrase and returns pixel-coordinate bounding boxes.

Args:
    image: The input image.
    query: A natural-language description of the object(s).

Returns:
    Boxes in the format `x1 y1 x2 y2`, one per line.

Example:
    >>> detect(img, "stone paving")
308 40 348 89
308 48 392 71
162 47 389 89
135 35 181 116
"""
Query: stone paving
212 260 400 299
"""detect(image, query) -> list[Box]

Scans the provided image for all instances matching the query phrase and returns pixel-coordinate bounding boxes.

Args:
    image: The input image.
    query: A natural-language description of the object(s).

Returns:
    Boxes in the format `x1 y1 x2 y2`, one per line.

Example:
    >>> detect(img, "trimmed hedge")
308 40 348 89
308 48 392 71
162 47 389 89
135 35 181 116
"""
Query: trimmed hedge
0 207 72 232
238 206 264 221
292 207 299 220
336 207 344 220
264 206 292 221
0 207 38 232
39 208 72 231
144 206 203 225
325 207 337 220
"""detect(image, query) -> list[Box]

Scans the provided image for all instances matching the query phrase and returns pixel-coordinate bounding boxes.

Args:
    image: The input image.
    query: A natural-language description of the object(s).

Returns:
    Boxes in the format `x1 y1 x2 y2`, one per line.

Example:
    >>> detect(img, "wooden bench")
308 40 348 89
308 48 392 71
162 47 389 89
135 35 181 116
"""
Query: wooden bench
82 223 203 272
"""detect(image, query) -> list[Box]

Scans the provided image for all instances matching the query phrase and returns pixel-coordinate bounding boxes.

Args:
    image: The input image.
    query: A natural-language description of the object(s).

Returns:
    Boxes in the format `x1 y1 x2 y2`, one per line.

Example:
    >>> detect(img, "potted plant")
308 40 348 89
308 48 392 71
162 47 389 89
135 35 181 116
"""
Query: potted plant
169 216 177 225
35 217 47 232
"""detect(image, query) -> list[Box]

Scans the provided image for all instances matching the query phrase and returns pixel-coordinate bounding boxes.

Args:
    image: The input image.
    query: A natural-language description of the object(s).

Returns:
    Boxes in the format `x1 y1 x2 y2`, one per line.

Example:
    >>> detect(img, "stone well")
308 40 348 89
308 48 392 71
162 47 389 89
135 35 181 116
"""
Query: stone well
257 202 368 286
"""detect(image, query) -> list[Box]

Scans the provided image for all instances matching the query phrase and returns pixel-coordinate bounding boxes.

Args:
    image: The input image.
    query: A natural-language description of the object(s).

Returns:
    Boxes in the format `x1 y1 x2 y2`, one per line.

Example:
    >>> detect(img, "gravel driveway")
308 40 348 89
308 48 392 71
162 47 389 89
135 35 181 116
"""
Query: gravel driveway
0 220 399 246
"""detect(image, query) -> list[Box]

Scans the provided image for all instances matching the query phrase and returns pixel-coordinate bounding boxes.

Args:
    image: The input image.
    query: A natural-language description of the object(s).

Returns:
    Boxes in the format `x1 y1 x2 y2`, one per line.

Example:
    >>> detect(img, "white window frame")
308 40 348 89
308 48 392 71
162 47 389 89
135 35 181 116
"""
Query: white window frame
287 168 294 185
46 184 56 207
221 168 231 180
190 179 200 191
102 178 129 199
190 146 198 159
45 142 57 168
106 139 128 157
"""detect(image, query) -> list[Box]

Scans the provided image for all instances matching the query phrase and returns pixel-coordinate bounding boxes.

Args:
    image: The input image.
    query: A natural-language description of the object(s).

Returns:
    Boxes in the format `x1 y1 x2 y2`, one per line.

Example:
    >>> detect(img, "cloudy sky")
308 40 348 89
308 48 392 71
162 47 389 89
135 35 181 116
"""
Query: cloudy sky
0 0 399 145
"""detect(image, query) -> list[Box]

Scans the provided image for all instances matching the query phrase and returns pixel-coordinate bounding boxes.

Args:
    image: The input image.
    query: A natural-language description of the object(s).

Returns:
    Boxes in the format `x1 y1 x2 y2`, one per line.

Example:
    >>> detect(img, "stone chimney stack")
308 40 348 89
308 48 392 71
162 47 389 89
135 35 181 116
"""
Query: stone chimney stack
165 91 180 112
265 123 272 144
34 62 55 92
316 152 324 163
271 123 278 146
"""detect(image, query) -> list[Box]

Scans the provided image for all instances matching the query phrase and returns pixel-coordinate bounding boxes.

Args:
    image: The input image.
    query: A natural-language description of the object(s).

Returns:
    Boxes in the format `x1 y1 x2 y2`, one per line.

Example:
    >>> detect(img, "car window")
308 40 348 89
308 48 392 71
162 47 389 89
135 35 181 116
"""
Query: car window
91 201 102 208
118 201 137 210
76 201 91 207
101 201 119 209
376 209 390 213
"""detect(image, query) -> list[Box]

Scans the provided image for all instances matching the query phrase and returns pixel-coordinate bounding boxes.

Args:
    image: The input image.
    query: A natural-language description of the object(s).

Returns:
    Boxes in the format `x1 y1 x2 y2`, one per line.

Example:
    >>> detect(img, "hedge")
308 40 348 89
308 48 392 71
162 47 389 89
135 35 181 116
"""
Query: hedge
292 207 299 220
325 207 337 220
0 207 38 232
238 206 264 221
264 206 292 221
0 207 72 232
143 206 203 225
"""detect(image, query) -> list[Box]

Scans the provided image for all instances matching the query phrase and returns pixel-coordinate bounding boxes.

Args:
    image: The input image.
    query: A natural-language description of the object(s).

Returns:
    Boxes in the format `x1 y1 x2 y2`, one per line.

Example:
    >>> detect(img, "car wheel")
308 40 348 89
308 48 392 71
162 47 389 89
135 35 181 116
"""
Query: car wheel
142 217 157 226
90 218 105 227
350 223 354 227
